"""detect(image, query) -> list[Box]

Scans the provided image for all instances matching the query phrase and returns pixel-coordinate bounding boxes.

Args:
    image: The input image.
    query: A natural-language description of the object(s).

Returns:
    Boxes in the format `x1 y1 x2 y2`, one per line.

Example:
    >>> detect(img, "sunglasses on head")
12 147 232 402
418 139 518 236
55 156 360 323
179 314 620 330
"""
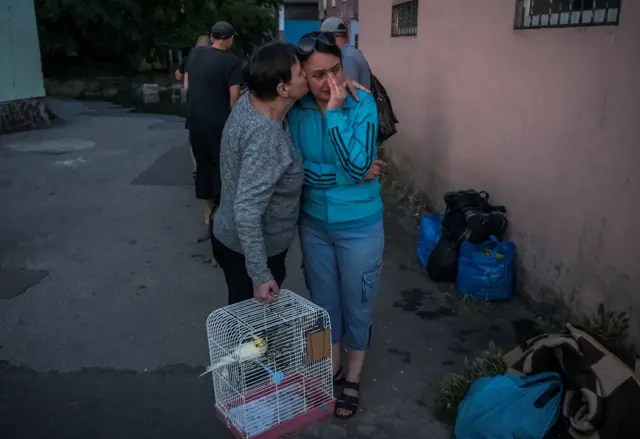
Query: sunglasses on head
296 32 337 56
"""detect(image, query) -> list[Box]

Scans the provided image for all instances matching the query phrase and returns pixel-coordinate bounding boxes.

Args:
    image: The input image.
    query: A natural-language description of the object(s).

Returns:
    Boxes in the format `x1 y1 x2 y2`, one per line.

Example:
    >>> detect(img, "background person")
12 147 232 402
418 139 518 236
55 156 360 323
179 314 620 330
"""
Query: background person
186 22 242 242
320 17 371 89
176 35 211 177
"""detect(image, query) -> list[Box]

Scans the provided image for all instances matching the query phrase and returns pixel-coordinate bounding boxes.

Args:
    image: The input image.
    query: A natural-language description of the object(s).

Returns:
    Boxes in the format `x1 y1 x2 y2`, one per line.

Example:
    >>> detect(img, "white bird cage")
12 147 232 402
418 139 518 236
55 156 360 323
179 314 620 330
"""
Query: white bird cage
206 290 334 439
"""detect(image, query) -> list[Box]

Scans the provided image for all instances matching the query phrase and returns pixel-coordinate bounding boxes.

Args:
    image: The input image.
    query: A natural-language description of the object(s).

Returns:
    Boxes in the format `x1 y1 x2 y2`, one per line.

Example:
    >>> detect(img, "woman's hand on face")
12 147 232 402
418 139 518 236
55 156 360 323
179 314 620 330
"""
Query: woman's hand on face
327 73 348 110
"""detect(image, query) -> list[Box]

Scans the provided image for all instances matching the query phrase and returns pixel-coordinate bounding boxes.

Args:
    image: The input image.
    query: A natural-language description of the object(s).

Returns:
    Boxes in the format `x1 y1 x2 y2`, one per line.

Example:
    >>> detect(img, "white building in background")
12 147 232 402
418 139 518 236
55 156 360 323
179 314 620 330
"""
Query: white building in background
0 0 51 134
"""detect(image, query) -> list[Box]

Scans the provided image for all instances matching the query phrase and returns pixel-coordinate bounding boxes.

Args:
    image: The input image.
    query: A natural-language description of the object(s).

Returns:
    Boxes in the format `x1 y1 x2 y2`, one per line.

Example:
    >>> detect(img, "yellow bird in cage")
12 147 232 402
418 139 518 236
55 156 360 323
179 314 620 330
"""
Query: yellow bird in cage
200 335 268 377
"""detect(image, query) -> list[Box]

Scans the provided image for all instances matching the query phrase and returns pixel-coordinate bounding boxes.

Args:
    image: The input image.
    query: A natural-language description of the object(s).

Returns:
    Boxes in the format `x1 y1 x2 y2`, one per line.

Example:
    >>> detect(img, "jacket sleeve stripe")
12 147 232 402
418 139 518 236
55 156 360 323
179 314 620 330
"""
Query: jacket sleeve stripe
304 169 336 185
304 176 336 186
329 127 372 180
367 121 375 160
333 127 369 172
328 127 358 179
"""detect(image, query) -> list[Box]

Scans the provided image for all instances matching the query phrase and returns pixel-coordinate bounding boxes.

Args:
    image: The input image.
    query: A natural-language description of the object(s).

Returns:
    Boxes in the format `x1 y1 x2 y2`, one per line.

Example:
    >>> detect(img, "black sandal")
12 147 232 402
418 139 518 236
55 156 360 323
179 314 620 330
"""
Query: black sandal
335 381 360 419
333 366 345 385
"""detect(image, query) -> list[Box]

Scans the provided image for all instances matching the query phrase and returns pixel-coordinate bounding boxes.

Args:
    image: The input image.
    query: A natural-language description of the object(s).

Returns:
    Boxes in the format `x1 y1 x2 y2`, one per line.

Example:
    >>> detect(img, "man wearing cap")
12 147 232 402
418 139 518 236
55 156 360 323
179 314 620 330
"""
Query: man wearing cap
320 17 371 89
186 21 243 242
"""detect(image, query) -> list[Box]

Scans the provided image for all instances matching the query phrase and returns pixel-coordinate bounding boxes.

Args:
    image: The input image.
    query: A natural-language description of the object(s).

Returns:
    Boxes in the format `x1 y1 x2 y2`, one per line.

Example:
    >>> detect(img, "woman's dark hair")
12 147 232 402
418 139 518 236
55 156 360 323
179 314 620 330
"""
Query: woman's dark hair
296 32 342 63
243 41 298 101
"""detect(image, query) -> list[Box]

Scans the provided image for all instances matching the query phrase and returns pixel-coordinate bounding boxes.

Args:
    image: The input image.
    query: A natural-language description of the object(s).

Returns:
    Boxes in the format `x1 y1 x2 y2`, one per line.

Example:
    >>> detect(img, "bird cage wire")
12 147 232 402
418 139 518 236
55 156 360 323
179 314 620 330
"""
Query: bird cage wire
206 290 333 438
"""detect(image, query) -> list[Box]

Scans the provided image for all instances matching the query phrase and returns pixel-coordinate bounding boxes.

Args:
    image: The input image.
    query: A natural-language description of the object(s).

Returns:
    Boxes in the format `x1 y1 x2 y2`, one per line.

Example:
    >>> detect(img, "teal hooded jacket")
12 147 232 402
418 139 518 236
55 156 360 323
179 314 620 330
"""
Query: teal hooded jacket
287 90 383 226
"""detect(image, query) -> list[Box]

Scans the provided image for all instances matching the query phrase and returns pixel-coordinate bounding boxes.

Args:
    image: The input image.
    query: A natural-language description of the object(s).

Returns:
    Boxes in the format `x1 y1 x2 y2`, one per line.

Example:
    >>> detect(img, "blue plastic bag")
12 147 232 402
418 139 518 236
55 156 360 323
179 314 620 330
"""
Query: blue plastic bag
455 372 563 439
456 236 516 301
417 215 443 267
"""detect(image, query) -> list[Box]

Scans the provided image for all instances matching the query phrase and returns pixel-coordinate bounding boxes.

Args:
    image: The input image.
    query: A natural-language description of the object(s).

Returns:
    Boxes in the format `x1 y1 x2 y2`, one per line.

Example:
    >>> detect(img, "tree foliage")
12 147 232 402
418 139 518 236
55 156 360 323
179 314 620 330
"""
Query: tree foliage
36 0 282 74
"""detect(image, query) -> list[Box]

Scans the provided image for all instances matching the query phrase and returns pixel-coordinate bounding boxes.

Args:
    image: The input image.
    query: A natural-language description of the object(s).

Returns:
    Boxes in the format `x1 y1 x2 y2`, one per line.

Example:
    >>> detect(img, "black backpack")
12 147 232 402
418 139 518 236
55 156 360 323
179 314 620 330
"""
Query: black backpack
442 190 508 244
426 189 508 283
370 73 399 143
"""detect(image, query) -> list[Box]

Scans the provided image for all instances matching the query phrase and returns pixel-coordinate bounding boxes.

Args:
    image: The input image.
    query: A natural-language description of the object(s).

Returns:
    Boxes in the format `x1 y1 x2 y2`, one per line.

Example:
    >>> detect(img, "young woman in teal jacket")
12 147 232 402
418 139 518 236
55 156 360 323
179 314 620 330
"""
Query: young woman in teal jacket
287 32 385 420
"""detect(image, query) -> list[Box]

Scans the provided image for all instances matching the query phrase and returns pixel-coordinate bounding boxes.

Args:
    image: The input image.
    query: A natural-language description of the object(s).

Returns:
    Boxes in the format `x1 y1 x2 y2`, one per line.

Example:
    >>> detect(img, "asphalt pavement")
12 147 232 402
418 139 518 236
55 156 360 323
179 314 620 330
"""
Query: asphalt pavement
0 99 530 439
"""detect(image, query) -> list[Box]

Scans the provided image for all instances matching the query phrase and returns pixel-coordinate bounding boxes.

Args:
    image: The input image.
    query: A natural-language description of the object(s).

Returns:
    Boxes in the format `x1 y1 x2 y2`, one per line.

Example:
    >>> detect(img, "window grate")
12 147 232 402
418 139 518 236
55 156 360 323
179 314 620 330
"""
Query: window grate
392 0 419 37
514 0 621 29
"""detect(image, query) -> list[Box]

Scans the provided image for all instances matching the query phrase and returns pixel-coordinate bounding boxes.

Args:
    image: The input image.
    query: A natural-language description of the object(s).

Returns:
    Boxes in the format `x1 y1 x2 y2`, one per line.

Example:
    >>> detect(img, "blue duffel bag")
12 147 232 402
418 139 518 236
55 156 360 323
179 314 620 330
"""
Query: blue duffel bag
456 235 516 301
417 215 443 267
455 372 563 439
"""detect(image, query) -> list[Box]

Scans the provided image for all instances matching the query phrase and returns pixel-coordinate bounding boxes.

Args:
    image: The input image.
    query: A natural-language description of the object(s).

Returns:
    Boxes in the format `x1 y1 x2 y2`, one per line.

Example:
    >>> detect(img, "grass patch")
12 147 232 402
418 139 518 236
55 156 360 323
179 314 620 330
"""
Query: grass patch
433 342 507 425
444 291 494 314
584 303 637 359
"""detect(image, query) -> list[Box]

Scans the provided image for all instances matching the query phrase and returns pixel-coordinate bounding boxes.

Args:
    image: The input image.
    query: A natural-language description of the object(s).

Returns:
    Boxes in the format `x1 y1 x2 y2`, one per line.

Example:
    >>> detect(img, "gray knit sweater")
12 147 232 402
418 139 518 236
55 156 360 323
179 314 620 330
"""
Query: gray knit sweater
213 93 304 286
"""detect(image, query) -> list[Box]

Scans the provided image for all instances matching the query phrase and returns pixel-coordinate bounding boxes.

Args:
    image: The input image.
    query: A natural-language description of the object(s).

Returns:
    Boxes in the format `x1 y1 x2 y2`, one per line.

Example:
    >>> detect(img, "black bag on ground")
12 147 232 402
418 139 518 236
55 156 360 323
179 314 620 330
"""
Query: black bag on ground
426 236 460 282
442 189 508 244
427 189 509 283
370 73 399 143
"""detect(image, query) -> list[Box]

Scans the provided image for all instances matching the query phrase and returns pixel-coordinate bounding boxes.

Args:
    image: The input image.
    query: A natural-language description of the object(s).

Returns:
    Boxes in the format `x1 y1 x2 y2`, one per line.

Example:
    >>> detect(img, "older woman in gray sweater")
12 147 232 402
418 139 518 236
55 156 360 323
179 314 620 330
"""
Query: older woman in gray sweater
211 41 309 305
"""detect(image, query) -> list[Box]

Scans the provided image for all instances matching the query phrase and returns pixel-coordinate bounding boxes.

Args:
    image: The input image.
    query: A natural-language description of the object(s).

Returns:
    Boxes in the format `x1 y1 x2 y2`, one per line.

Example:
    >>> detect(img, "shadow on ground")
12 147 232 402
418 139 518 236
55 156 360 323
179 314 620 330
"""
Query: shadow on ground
0 184 545 439
0 361 228 439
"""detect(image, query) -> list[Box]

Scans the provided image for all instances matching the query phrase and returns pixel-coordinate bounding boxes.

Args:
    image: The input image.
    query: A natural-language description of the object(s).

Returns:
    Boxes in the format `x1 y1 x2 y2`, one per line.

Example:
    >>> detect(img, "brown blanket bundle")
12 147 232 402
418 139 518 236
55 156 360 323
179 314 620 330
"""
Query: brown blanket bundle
504 323 640 439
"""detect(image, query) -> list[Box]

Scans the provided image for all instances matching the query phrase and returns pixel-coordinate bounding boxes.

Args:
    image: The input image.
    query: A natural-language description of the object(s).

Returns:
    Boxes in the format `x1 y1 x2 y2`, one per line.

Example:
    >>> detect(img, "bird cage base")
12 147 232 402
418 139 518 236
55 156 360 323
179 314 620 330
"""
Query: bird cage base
217 373 335 439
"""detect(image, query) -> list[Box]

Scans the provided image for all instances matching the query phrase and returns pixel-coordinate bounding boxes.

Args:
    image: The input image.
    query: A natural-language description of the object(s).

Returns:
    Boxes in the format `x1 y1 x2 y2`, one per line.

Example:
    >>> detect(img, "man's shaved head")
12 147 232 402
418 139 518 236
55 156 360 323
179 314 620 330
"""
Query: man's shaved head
197 35 211 46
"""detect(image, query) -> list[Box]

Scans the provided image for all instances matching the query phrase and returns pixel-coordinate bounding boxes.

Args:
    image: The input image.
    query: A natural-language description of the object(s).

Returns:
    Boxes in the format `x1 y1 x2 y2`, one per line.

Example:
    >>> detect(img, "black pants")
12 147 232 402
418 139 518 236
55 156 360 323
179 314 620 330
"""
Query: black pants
190 129 222 203
211 235 288 305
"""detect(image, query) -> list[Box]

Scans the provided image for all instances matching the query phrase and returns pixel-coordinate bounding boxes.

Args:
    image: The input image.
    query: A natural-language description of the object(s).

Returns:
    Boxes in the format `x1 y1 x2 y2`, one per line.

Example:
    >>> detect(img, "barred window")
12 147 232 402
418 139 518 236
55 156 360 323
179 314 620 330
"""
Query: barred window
392 0 419 37
515 0 621 29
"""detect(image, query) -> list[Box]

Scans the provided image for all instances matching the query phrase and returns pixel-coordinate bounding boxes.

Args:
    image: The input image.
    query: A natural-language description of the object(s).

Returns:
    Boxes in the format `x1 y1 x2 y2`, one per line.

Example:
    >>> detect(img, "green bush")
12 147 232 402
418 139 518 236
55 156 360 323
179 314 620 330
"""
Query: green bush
36 0 281 74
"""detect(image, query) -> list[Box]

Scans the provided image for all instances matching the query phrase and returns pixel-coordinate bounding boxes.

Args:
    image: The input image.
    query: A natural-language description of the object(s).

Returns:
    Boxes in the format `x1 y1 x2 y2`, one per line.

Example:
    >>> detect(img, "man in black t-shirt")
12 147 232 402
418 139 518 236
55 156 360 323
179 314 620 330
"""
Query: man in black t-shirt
175 35 211 176
186 21 243 241
175 35 210 83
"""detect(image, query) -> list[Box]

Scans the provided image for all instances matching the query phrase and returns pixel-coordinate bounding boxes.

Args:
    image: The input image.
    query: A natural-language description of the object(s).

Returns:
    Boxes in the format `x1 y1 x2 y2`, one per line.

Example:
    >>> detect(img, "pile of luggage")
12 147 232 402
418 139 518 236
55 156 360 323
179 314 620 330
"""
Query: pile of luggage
455 322 640 439
417 189 516 301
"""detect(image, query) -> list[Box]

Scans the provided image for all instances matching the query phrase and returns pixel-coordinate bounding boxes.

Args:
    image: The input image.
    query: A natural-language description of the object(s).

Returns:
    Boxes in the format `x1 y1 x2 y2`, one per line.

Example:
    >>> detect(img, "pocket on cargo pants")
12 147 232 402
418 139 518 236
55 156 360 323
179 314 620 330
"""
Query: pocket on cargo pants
361 260 383 304
337 220 385 351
